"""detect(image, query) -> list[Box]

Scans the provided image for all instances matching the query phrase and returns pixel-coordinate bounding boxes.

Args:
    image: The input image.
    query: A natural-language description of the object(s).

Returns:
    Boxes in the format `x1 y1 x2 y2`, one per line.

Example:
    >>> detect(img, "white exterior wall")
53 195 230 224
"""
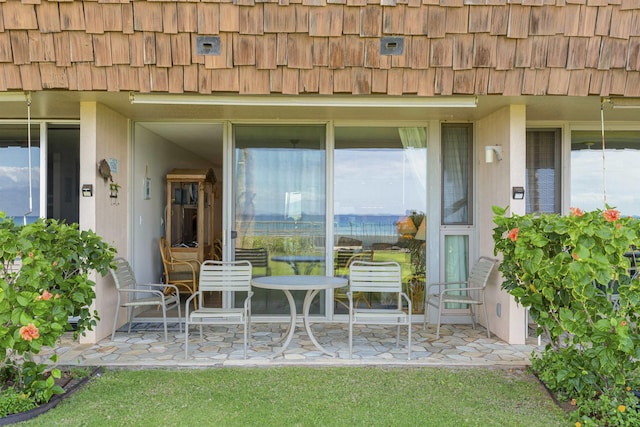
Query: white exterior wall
79 102 129 344
477 104 527 344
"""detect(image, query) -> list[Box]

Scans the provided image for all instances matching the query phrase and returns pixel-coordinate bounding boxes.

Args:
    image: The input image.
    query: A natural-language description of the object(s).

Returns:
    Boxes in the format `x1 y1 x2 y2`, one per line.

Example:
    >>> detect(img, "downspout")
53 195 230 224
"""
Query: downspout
23 92 32 225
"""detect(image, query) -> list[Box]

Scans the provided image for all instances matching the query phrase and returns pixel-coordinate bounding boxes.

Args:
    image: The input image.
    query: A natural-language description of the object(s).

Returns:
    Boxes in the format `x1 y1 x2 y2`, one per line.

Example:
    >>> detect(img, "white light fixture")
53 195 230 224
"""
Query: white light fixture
0 92 29 103
603 97 640 109
129 93 478 108
485 145 503 163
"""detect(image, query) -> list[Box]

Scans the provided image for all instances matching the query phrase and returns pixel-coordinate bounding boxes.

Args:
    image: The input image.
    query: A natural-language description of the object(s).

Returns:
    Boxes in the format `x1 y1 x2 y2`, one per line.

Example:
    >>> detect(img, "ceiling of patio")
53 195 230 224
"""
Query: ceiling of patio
0 91 636 165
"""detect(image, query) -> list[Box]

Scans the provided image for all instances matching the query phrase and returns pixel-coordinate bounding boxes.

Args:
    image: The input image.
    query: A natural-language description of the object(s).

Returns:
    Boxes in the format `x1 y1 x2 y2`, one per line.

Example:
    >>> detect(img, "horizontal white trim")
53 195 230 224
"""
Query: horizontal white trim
0 92 28 102
604 97 640 109
129 93 478 108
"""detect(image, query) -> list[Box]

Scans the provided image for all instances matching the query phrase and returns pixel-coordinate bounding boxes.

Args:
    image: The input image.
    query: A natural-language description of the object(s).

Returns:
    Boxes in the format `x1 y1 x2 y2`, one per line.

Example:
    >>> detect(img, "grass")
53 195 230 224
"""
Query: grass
19 367 569 427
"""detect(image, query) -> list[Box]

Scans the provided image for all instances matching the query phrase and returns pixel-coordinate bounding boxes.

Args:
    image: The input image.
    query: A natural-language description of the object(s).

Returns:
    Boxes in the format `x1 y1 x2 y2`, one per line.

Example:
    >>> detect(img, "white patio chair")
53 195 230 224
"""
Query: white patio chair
424 256 497 339
185 260 253 359
109 257 181 342
348 261 412 360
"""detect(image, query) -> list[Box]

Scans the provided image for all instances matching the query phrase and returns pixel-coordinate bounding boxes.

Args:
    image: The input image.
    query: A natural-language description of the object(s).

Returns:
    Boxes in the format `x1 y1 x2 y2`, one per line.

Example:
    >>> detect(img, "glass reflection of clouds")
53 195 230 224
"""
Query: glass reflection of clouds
0 146 40 218
571 131 640 217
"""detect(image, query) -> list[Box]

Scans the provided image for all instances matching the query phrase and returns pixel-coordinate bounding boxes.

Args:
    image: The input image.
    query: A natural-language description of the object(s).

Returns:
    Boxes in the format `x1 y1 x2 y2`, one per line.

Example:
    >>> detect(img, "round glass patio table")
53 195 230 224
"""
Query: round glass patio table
251 275 347 357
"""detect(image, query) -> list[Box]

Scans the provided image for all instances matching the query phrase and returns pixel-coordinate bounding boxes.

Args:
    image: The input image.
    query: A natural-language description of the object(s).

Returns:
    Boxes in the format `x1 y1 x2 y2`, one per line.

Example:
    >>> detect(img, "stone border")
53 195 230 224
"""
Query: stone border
0 367 101 426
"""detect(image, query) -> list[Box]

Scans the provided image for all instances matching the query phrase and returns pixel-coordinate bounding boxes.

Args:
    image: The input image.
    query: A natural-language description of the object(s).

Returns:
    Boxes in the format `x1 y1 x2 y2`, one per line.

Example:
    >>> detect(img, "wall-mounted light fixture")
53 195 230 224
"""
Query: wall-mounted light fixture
512 186 525 200
129 93 478 108
485 146 503 163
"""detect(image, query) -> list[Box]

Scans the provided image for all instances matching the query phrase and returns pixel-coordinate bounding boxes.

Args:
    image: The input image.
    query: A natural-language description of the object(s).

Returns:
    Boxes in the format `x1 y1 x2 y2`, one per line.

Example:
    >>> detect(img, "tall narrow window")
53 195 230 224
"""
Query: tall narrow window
526 129 561 214
441 124 472 225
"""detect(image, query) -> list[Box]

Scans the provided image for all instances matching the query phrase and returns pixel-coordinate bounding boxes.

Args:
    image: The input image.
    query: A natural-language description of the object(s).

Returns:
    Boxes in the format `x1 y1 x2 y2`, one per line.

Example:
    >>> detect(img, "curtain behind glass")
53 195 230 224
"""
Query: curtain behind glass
526 129 560 214
441 124 472 225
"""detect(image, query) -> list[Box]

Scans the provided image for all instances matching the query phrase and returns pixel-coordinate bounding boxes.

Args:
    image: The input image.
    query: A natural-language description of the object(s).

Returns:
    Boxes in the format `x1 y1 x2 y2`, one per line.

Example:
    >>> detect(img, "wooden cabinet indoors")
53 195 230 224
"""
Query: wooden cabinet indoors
165 168 216 263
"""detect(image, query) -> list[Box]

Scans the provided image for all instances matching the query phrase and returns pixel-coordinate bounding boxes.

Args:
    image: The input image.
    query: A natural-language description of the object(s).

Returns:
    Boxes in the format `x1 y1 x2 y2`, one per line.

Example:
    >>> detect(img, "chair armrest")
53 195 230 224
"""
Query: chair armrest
439 286 484 296
243 290 254 311
184 291 203 317
426 281 467 294
166 259 197 272
400 292 412 313
141 283 180 297
117 288 165 298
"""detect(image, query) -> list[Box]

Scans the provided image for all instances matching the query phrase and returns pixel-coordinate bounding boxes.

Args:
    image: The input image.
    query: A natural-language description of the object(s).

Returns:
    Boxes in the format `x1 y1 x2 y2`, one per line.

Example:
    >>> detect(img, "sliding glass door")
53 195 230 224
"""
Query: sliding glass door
233 125 326 315
333 126 427 314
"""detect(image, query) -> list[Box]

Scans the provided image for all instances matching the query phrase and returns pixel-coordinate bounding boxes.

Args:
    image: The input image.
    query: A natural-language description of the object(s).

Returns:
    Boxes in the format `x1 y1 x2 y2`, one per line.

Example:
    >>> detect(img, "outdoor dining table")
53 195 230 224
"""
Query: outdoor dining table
270 255 325 275
251 275 347 357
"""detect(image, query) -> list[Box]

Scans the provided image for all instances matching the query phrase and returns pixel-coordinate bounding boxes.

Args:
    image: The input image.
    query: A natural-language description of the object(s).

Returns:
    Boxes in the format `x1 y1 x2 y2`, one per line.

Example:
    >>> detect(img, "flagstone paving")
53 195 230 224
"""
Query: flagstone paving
39 322 543 368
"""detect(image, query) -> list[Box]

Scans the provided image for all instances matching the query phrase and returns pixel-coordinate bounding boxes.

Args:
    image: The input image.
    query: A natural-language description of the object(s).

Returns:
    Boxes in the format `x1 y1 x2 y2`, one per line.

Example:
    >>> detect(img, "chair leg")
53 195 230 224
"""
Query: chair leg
436 302 442 339
407 321 411 360
111 305 120 341
469 304 477 330
161 304 168 342
243 319 248 359
483 303 491 338
127 306 133 333
184 320 189 359
348 318 353 359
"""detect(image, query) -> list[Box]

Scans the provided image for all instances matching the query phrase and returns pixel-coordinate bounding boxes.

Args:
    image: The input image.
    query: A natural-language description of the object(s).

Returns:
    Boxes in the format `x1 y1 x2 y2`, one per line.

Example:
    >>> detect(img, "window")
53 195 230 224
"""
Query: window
571 130 640 216
0 124 40 222
526 129 561 214
441 124 472 225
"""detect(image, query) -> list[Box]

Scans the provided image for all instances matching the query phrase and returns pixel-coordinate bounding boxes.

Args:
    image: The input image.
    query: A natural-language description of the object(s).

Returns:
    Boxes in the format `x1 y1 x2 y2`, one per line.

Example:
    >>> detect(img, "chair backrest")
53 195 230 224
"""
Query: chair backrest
109 257 136 290
468 256 498 290
335 249 356 271
158 237 174 273
234 248 269 268
349 261 402 293
199 260 252 293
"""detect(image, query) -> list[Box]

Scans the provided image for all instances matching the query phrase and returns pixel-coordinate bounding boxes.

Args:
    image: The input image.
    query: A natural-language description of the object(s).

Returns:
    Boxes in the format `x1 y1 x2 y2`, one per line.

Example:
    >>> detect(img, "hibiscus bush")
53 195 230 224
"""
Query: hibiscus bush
0 212 115 415
493 205 640 426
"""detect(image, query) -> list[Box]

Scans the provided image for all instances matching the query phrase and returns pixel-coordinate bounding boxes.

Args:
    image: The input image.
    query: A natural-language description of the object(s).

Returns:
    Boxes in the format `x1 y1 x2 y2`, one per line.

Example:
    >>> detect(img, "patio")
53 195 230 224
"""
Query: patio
40 322 542 368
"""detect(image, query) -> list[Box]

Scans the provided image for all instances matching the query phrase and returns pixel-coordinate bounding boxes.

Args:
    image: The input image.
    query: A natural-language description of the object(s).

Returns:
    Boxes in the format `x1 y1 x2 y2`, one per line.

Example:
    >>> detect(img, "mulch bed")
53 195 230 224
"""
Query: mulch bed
0 366 101 426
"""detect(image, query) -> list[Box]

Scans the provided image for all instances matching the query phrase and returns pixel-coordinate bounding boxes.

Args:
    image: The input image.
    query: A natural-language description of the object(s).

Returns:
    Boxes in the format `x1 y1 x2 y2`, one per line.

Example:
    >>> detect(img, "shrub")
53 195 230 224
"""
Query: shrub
493 205 640 424
0 212 115 413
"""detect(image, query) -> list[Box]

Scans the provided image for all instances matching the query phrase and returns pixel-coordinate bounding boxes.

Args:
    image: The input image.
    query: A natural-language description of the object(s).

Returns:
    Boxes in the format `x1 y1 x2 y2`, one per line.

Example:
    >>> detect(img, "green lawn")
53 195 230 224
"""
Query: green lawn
20 367 569 427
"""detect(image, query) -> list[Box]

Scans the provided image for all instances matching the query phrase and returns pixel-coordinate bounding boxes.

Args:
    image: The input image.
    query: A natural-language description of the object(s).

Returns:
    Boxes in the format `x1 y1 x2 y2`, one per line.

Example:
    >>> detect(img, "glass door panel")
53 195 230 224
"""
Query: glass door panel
333 126 427 314
233 125 326 315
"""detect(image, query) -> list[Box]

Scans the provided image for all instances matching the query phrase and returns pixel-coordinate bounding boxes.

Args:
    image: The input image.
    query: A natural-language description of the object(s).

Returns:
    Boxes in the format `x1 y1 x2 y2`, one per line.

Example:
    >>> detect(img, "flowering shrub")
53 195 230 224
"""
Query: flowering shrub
0 212 115 415
493 205 640 425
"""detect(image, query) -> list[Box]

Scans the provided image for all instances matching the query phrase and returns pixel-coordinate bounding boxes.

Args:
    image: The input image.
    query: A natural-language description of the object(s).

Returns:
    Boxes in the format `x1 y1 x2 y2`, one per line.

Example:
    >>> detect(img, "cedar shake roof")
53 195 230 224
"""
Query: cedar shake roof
1 0 639 97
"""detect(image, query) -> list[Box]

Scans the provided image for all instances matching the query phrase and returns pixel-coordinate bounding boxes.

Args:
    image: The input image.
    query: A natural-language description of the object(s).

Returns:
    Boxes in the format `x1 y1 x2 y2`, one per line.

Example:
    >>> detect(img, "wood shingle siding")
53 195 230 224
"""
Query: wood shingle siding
0 0 638 97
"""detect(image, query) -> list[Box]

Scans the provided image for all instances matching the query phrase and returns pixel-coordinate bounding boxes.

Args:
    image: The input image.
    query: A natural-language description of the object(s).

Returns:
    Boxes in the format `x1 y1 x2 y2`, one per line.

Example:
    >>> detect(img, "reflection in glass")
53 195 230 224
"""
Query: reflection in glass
234 125 326 315
0 124 40 223
571 131 640 217
334 126 427 314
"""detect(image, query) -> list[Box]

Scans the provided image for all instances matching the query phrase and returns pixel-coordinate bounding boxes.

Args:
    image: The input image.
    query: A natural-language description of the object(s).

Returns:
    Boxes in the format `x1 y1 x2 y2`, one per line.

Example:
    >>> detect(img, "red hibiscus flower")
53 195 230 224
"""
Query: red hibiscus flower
603 209 620 222
19 324 40 341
